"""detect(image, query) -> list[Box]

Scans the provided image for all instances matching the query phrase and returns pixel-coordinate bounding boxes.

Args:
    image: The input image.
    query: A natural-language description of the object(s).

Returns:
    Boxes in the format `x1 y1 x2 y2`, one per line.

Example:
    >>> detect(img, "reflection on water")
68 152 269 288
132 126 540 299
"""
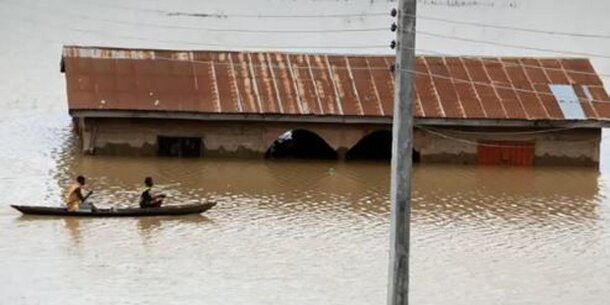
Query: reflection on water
1 0 610 301
413 165 601 227
1 118 609 305
136 215 211 240
63 218 82 245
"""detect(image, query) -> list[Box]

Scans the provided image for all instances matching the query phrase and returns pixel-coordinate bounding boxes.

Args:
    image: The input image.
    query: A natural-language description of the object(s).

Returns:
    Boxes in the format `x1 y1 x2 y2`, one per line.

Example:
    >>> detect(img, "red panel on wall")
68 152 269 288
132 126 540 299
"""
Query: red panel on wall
477 141 535 166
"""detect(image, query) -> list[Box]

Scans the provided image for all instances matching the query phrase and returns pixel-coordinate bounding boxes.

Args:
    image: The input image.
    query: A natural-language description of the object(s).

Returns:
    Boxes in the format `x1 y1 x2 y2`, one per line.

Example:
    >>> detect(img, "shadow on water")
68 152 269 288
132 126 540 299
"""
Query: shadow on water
411 164 603 228
15 214 212 247
48 126 604 229
257 159 391 218
136 215 211 237
15 215 84 247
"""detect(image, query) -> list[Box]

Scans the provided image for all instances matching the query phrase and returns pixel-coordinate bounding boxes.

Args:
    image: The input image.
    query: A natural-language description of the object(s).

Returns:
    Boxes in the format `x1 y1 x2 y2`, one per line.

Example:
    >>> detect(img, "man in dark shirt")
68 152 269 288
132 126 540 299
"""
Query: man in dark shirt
139 176 166 208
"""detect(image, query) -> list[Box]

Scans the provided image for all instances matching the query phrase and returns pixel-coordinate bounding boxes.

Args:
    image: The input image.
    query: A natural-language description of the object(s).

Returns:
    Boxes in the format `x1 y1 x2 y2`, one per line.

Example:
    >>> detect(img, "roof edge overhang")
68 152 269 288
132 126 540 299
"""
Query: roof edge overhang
60 45 591 61
61 45 395 59
69 110 610 128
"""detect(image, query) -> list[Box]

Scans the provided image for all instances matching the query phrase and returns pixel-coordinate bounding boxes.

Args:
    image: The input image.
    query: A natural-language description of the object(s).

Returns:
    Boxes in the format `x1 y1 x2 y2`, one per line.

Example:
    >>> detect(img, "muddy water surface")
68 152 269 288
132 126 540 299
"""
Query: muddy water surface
1 112 609 305
2 0 610 304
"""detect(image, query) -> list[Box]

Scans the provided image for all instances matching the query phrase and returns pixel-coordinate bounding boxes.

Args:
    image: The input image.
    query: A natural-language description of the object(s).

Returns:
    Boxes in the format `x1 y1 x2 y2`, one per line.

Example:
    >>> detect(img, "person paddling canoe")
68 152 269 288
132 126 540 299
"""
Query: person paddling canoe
65 175 97 212
139 176 166 208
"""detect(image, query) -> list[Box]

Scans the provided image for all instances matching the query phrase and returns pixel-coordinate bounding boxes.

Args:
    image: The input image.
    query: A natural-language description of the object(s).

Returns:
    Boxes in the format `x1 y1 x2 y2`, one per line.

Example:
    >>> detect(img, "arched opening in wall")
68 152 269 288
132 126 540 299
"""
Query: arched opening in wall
346 130 421 163
346 130 392 161
265 130 338 160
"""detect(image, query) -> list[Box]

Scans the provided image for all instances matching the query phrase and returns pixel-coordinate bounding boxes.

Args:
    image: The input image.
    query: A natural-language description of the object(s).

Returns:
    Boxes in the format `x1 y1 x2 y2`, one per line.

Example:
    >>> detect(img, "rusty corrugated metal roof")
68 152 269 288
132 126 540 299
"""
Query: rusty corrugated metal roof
62 45 610 121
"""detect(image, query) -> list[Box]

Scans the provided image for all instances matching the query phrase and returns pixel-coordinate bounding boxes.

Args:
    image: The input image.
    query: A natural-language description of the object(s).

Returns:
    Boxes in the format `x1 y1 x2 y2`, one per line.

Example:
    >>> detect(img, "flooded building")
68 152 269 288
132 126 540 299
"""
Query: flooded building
61 46 610 166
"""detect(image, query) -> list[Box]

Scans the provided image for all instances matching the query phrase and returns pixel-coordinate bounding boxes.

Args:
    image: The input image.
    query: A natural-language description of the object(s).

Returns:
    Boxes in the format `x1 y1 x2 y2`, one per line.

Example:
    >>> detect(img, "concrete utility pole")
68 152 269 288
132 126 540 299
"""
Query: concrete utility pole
387 0 416 305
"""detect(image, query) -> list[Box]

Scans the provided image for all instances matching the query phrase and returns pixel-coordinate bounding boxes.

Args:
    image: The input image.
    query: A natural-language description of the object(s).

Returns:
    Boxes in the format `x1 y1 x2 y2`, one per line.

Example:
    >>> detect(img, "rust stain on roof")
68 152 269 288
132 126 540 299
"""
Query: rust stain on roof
62 45 610 121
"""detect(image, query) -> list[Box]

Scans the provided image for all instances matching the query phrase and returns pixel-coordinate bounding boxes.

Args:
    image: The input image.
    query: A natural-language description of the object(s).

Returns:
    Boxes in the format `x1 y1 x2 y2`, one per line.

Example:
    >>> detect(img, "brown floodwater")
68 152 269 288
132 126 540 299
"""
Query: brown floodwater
2 0 610 304
1 111 610 305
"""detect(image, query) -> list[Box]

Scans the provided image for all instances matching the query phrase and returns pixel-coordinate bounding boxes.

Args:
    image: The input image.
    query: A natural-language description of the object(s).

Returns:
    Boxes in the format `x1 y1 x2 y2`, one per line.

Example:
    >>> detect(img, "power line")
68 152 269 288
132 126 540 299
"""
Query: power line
12 19 602 104
416 29 610 60
8 1 610 68
18 22 610 81
71 0 388 19
416 48 610 80
3 10 388 50
7 7 610 82
61 0 167 15
167 12 389 19
402 68 609 105
2 0 390 34
12 23 606 105
56 48 610 107
415 14 610 40
4 10 609 107
77 15 388 33
202 27 388 34
14 0 609 81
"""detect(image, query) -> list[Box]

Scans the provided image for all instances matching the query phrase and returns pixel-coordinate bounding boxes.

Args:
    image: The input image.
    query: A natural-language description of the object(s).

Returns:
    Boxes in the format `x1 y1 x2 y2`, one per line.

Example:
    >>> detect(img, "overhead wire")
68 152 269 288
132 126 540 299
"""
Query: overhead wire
57 49 610 106
3 2 610 107
415 47 610 80
4 3 610 150
4 1 608 56
10 37 610 140
5 3 610 85
196 27 388 34
18 0 610 37
5 19 604 105
4 1 389 34
10 0 610 53
65 0 610 41
0 8 388 50
70 0 389 18
414 14 610 40
399 68 609 105
415 29 610 60
8 26 609 106
3 0 390 34
166 12 389 19
7 0 610 81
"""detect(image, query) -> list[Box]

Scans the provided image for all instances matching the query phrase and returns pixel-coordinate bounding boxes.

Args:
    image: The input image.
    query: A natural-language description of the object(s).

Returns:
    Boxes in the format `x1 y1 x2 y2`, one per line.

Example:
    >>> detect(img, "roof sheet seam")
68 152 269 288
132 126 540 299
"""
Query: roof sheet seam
344 57 364 116
459 57 487 118
422 57 446 118
519 58 551 119
365 57 385 116
305 55 325 115
266 53 284 114
325 55 344 115
286 55 304 114
501 58 530 120
481 59 509 119
246 53 263 113
227 53 243 112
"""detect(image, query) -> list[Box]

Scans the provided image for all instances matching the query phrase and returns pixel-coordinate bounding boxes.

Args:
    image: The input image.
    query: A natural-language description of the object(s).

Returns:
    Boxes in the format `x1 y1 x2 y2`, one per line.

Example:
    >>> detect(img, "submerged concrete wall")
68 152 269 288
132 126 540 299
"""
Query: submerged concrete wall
77 118 602 166
414 127 601 166
78 118 386 158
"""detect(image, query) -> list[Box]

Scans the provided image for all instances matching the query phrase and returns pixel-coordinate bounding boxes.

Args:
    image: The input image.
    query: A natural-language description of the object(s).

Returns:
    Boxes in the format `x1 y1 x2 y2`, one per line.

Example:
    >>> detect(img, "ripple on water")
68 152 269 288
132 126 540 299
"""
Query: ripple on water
1 122 610 305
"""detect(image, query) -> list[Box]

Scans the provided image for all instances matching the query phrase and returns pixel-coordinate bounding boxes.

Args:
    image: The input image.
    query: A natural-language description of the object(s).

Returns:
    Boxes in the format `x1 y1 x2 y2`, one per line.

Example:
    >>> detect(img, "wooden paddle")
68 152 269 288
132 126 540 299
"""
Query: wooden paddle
78 191 96 212
81 191 93 203
66 191 93 212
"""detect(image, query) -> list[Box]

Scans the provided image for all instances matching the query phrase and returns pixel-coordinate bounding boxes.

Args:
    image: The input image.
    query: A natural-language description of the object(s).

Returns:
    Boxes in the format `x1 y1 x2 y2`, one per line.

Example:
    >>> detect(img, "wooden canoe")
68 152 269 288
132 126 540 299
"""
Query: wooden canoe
11 202 216 217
